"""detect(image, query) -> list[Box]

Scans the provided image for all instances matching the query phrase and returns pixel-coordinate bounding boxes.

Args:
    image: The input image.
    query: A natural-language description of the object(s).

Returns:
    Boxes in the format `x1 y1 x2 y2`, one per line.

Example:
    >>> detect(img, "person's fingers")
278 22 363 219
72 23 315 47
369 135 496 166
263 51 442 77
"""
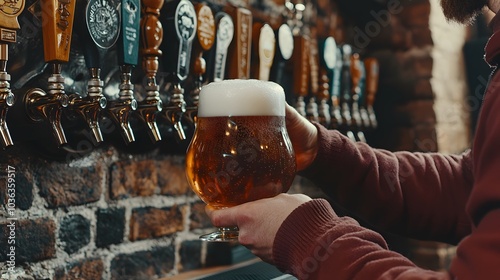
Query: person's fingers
205 205 240 228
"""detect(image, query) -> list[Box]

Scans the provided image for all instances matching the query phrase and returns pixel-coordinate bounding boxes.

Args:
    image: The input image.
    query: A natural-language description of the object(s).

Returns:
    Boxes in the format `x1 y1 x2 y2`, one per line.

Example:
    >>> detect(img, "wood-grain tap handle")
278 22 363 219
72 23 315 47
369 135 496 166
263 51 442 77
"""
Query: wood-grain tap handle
292 34 309 98
41 0 76 63
225 5 252 79
252 22 275 81
141 0 164 82
364 57 379 108
350 53 363 95
191 3 215 78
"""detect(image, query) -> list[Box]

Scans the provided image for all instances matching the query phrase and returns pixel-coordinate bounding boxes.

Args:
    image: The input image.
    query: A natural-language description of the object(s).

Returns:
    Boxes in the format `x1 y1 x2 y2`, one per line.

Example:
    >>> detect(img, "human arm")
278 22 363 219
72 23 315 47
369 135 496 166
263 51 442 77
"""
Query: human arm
207 194 451 280
285 104 473 243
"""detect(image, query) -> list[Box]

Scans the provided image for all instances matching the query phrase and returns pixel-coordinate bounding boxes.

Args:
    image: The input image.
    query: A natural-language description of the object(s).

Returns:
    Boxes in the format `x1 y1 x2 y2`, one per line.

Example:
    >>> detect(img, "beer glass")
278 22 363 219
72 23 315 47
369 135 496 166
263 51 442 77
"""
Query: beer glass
185 79 296 241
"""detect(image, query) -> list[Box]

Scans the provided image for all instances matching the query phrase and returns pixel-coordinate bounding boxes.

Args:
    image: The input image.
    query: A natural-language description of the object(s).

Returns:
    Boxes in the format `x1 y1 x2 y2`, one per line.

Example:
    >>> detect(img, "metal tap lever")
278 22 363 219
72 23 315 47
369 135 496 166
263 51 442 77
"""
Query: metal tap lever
0 44 15 147
135 0 164 142
107 0 141 144
160 0 197 141
23 0 75 146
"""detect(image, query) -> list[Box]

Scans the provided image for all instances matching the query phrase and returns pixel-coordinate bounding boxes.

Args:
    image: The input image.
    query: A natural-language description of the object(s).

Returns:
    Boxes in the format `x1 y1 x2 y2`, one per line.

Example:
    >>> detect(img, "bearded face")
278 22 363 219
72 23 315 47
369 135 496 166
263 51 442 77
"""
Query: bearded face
440 0 489 24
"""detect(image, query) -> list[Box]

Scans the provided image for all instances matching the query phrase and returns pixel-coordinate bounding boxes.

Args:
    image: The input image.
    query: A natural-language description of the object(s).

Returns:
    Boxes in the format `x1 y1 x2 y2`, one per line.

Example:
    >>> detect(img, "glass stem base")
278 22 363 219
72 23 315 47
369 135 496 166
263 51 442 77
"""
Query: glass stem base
200 227 239 242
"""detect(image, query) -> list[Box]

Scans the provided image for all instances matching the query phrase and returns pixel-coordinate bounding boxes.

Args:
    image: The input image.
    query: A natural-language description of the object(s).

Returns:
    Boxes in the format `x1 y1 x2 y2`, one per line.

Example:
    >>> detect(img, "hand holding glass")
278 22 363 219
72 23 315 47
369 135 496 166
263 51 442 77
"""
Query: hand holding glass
185 79 296 242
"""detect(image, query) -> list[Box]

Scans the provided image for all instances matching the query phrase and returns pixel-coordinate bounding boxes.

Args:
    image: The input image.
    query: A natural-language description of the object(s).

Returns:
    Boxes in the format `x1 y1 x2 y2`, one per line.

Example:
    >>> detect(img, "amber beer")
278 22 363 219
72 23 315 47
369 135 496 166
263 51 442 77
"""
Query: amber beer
186 79 296 209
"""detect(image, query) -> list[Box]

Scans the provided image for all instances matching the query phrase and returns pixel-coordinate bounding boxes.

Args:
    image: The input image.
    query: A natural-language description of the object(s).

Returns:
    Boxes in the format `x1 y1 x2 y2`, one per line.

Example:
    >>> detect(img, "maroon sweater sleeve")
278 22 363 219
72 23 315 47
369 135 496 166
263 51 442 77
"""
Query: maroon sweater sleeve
299 125 473 243
273 199 451 279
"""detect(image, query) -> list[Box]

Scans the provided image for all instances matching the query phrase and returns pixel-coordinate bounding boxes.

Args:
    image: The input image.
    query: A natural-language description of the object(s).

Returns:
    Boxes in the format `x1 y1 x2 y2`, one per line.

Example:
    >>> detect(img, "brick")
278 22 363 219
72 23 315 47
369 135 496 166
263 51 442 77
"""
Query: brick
59 214 91 254
110 159 157 199
379 78 434 102
129 205 185 241
398 1 431 28
156 157 190 196
411 27 433 47
0 170 33 210
110 246 175 280
179 240 202 272
54 258 104 280
36 163 102 208
189 202 213 230
0 218 56 262
96 208 125 248
393 100 436 126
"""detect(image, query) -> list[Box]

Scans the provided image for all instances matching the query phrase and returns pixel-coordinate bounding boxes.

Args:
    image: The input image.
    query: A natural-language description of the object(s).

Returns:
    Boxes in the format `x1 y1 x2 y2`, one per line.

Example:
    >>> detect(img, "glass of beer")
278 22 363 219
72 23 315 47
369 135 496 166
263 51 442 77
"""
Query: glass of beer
185 79 296 242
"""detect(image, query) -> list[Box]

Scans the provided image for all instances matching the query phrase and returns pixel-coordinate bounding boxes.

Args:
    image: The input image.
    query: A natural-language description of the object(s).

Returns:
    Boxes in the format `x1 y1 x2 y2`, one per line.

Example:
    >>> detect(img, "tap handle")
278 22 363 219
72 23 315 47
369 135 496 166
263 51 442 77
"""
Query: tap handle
118 0 141 66
0 0 24 43
292 34 309 98
350 53 363 95
225 5 252 79
251 23 275 81
41 0 76 63
364 57 379 107
160 0 196 82
210 12 233 82
269 23 293 84
191 3 215 78
340 44 352 103
74 0 120 68
140 0 164 80
309 28 320 99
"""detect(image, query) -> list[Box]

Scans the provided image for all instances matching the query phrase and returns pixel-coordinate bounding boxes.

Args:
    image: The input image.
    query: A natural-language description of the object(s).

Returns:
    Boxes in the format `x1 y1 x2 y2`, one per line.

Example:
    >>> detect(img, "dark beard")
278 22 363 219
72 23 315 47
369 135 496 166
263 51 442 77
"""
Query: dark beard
440 0 488 24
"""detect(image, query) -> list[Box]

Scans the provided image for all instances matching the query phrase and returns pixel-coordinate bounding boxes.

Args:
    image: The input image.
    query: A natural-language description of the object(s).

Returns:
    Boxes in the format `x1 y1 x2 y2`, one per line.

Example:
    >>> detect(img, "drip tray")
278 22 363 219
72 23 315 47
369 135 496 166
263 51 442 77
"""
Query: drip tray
193 260 297 280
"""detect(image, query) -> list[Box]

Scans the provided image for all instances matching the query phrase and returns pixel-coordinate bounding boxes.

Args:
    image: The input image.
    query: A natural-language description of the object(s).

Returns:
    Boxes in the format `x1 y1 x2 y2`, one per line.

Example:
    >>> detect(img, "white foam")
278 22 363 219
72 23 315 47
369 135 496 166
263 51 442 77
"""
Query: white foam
198 79 286 117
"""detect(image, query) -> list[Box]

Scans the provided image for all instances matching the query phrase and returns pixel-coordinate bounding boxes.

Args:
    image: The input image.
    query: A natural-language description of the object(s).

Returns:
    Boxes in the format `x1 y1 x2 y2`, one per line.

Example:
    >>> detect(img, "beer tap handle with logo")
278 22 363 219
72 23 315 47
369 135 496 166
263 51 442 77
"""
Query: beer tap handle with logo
135 0 164 142
290 1 308 117
350 52 365 142
365 57 379 130
67 0 121 144
159 0 197 141
18 0 76 147
225 2 252 80
306 26 320 123
185 2 215 126
106 0 141 144
339 44 356 142
251 22 275 81
328 45 343 130
319 36 339 128
0 0 25 148
269 22 294 102
206 12 234 83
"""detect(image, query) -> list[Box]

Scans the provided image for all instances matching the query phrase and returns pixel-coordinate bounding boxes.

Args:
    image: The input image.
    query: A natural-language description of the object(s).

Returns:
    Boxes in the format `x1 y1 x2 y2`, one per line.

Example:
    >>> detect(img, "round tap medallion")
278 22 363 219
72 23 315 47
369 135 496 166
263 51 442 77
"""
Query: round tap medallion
86 0 120 49
175 0 196 42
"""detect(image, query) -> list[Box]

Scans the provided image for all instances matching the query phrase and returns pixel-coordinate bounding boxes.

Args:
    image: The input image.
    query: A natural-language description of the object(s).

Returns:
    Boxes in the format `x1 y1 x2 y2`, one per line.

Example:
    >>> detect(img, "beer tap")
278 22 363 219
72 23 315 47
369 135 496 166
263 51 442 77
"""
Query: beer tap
225 2 253 80
135 0 164 142
21 0 76 146
306 27 320 123
251 23 275 81
67 0 121 144
365 57 379 130
269 23 294 99
319 37 339 128
340 44 356 142
290 1 308 117
329 46 343 130
350 53 366 143
159 0 197 141
0 1 24 148
106 0 141 144
206 12 234 82
185 2 215 126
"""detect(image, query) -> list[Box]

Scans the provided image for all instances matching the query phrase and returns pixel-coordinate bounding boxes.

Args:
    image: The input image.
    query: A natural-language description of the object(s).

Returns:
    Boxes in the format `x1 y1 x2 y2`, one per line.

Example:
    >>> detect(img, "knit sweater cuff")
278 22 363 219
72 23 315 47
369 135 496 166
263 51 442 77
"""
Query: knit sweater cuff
272 199 344 274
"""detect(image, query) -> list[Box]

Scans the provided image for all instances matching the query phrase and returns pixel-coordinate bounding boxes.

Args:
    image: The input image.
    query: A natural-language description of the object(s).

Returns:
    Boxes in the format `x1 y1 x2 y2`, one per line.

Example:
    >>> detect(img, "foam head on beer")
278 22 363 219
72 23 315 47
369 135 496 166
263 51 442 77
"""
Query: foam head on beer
198 79 286 117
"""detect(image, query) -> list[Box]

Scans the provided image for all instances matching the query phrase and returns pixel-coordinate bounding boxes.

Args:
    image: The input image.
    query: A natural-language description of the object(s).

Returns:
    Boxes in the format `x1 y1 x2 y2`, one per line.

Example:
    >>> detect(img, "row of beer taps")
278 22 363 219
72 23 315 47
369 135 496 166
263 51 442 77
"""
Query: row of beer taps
0 0 380 150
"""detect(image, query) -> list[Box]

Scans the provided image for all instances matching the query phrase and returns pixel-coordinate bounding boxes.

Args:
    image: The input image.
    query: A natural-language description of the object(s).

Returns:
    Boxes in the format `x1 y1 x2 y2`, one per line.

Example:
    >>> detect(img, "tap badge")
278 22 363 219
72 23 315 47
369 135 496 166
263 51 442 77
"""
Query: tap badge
121 0 140 65
322 37 336 70
213 14 234 82
0 0 25 34
174 0 196 80
86 0 120 49
0 0 24 17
